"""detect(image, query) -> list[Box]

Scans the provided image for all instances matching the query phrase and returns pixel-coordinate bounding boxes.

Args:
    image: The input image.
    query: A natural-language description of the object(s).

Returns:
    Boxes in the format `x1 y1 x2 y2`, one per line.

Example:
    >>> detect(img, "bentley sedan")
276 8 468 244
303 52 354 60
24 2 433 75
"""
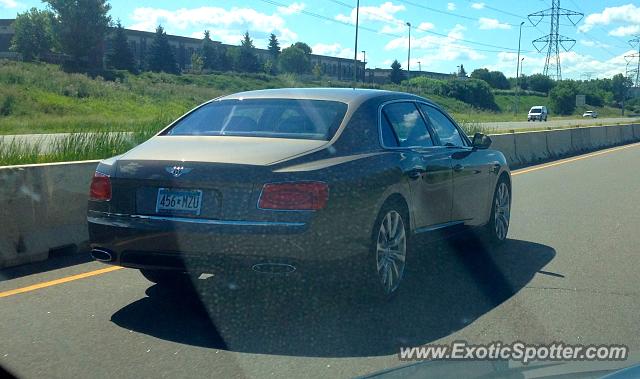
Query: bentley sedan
87 88 511 299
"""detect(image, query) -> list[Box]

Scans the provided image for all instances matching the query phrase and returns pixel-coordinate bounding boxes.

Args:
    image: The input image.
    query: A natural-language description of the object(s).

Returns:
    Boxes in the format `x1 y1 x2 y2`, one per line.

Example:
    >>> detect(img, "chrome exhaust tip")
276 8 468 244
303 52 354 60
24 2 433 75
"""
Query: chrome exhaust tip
91 248 114 262
251 263 296 274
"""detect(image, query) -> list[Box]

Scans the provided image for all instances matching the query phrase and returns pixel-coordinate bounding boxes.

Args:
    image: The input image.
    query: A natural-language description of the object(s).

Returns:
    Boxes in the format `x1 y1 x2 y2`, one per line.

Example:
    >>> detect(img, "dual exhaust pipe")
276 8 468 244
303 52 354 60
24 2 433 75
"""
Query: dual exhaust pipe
91 248 114 262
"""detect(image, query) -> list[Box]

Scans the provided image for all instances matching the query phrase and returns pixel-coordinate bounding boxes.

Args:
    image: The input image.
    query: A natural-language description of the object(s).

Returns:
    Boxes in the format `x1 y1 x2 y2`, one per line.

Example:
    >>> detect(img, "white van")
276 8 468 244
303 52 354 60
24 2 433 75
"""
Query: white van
528 106 548 122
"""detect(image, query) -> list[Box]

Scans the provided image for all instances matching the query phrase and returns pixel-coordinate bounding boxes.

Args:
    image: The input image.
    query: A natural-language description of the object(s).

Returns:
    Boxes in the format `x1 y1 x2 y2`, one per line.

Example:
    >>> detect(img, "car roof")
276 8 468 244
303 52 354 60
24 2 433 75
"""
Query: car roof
216 87 424 105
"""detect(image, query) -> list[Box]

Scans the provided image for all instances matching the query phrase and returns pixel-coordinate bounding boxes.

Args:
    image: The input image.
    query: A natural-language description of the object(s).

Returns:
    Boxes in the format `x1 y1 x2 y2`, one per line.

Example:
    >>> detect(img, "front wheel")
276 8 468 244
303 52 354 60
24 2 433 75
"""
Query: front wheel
482 179 511 245
368 205 409 300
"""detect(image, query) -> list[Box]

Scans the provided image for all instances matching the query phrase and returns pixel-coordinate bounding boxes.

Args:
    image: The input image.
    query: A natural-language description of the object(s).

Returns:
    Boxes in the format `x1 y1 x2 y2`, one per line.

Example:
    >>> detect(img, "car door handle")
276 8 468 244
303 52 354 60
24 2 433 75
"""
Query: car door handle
453 164 464 172
407 169 425 180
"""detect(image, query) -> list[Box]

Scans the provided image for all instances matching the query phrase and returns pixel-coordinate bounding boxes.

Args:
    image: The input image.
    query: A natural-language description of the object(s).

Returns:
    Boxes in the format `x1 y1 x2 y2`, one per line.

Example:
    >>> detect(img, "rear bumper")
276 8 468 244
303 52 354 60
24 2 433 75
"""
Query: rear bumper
87 210 370 276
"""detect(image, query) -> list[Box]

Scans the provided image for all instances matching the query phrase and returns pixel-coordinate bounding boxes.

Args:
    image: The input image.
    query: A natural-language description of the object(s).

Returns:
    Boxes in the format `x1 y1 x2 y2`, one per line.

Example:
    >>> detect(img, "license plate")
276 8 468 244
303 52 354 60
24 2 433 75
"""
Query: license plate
156 188 202 215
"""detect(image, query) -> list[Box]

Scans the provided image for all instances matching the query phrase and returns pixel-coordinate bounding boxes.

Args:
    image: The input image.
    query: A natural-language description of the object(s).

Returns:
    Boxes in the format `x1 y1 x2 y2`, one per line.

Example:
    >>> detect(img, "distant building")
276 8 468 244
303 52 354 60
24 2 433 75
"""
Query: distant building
0 18 366 80
0 19 18 59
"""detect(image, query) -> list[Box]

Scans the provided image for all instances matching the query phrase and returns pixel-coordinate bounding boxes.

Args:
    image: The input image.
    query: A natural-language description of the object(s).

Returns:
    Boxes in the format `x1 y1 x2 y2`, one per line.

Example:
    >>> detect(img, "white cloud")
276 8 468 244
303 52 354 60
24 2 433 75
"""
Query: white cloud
579 39 610 49
277 2 305 16
486 50 634 79
471 3 485 10
0 0 19 8
128 6 298 47
478 17 511 30
311 43 354 59
608 24 640 37
417 22 435 31
579 4 640 33
447 3 456 11
335 1 405 25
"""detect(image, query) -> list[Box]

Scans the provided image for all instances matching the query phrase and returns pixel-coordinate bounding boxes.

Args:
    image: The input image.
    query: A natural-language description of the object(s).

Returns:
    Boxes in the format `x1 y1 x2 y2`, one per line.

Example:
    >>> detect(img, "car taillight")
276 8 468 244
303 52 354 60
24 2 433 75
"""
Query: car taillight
258 182 329 210
89 171 111 201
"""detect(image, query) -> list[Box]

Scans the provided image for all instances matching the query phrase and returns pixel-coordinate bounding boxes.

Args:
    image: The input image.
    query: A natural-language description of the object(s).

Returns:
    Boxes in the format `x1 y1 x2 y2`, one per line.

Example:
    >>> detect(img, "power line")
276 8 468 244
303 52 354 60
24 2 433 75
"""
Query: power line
258 0 534 54
626 36 640 87
529 0 583 80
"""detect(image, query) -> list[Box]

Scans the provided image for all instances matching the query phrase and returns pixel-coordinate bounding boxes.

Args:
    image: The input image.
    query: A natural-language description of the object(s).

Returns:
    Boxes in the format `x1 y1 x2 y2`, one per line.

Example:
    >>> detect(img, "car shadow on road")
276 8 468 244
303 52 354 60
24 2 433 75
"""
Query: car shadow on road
110 238 555 358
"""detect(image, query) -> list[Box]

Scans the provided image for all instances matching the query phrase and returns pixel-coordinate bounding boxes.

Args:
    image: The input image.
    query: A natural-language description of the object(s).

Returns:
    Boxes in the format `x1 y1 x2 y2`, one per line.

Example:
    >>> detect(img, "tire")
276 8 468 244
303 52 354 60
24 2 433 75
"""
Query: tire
366 202 409 301
140 269 188 287
481 178 511 246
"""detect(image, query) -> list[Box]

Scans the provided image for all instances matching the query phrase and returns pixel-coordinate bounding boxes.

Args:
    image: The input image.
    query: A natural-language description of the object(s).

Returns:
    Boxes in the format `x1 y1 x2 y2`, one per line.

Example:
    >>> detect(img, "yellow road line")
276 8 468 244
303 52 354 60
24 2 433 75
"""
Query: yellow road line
2 141 640 298
0 266 123 298
512 142 640 176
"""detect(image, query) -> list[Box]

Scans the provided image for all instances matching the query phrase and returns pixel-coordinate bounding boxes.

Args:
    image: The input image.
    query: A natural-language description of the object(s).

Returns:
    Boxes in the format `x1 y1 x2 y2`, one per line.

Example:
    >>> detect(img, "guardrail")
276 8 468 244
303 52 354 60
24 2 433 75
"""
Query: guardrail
1 123 639 269
490 123 640 167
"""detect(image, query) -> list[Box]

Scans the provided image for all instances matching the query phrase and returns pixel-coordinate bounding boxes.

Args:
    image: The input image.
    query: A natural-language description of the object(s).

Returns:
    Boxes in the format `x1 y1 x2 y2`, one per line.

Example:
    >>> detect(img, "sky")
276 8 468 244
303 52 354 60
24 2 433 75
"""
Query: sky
1 0 639 79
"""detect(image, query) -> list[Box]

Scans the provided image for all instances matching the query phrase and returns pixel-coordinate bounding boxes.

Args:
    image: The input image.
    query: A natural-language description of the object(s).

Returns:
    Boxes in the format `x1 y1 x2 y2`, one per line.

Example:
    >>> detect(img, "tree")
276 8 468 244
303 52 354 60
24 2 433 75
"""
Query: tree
470 68 510 89
549 81 578 115
235 31 259 72
191 51 204 73
278 46 310 74
470 68 490 82
147 25 179 74
488 70 510 89
44 0 111 69
263 59 275 75
458 64 467 77
292 42 312 55
267 33 280 58
312 63 322 79
389 59 404 84
106 20 135 72
11 8 55 61
528 73 554 94
201 30 218 70
611 73 632 105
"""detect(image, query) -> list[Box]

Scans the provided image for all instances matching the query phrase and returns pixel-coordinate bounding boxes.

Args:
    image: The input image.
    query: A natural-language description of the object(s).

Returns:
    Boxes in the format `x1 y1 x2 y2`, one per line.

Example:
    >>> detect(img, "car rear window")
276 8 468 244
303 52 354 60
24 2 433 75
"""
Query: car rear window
163 99 348 140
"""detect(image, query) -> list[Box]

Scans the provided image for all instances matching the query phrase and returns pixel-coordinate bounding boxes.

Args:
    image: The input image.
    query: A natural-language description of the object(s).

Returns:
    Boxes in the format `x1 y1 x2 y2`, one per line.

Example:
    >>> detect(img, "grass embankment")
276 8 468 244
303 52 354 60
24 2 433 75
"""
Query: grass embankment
0 60 633 165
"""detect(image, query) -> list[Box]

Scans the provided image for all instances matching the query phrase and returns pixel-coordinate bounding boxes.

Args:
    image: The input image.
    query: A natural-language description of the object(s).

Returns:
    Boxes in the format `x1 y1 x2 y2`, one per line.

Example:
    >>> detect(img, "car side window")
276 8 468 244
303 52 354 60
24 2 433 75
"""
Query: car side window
380 112 399 147
419 104 466 147
381 102 433 148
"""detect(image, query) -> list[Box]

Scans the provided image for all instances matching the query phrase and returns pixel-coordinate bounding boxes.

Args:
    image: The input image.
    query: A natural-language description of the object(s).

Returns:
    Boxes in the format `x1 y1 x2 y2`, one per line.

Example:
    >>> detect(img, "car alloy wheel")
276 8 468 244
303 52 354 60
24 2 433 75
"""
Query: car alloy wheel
375 210 407 296
493 181 511 241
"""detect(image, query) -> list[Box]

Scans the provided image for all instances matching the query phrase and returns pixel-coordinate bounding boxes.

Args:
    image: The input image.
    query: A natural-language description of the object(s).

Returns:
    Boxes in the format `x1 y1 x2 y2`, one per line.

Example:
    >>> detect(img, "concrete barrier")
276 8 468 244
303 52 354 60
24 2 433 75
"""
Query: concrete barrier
589 126 608 149
605 125 623 146
513 130 550 165
621 124 635 143
633 124 640 140
0 160 98 268
488 133 517 164
570 127 592 153
545 129 573 158
489 124 639 168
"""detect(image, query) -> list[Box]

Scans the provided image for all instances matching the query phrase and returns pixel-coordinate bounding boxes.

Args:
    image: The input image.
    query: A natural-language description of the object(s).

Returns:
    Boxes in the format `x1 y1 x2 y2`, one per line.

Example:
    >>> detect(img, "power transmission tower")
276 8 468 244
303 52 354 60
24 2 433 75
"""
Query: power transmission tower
625 36 640 87
528 0 583 80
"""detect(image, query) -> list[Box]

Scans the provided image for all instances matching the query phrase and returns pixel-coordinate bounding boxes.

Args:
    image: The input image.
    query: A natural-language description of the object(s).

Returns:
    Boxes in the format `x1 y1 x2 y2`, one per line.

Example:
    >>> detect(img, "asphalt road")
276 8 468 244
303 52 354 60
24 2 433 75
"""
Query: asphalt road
1 143 640 378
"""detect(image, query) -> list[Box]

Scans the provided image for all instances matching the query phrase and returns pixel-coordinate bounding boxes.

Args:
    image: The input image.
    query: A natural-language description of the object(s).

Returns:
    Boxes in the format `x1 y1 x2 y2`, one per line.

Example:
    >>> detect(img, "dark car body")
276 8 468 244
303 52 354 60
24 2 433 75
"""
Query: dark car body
87 88 510 285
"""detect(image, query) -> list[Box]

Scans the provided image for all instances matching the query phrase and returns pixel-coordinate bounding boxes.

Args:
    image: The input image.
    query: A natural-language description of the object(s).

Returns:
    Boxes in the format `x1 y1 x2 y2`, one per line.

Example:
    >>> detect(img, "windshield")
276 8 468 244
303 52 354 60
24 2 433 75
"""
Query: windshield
164 99 347 140
530 108 542 113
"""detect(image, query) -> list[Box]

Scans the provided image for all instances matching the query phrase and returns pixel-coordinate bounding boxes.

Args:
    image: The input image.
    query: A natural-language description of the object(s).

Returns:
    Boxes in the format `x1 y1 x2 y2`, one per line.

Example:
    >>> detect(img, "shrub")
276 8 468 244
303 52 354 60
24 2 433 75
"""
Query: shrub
407 77 498 110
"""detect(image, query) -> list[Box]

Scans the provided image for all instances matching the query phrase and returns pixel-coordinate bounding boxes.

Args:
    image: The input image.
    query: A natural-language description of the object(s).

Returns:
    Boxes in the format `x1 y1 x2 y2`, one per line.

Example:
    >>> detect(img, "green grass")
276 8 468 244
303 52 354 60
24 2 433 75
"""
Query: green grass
1 60 634 136
0 124 157 166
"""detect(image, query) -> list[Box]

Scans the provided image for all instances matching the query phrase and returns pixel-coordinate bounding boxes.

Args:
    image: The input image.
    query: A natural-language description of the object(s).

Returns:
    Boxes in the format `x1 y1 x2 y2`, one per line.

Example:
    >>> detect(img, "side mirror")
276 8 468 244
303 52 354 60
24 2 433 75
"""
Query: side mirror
472 133 492 150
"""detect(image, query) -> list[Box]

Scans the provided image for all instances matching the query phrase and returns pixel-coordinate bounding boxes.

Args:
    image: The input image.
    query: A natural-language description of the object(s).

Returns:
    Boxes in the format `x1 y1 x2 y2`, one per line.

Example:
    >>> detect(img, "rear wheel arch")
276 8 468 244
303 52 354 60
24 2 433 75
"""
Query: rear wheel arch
376 193 411 234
